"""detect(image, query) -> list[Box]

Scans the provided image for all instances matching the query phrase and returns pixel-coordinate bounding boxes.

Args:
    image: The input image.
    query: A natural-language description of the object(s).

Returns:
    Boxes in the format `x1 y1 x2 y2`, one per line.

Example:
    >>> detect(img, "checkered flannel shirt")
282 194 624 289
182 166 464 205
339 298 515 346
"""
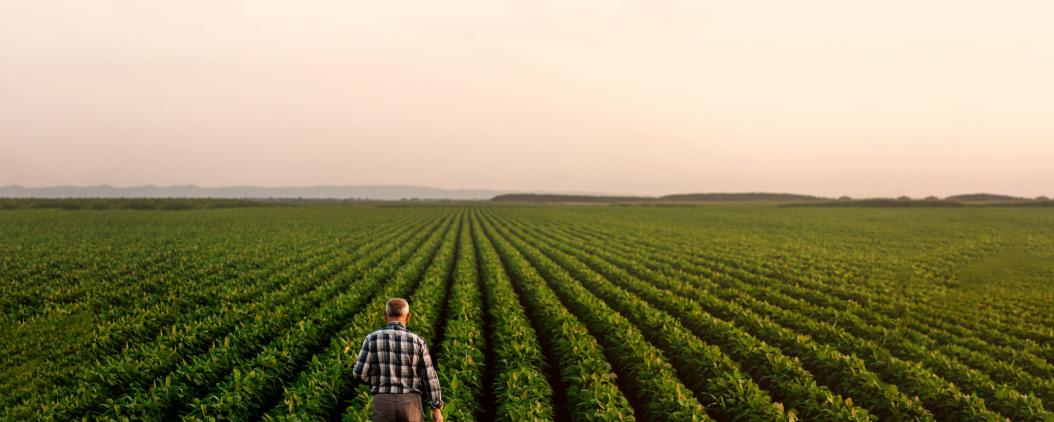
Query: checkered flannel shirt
351 321 443 409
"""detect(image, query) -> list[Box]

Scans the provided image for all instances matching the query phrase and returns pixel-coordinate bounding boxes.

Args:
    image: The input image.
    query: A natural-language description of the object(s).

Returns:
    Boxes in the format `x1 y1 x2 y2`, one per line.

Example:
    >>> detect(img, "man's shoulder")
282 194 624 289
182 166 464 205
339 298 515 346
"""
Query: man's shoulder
369 326 425 343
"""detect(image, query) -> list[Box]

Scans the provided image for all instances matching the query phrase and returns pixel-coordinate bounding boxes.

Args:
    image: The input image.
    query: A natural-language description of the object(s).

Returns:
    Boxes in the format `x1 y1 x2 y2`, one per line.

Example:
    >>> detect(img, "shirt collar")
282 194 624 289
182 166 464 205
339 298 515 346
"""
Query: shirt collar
385 321 407 330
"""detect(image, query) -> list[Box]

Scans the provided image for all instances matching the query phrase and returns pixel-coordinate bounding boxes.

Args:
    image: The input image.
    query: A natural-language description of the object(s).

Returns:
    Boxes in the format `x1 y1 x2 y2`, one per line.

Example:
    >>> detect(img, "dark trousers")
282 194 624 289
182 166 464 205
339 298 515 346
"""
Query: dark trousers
372 393 423 422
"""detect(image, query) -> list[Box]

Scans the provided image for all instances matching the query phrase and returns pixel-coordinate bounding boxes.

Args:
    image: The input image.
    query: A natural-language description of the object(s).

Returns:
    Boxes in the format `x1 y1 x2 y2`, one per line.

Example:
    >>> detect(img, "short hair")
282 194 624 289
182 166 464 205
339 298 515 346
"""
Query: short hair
385 298 410 318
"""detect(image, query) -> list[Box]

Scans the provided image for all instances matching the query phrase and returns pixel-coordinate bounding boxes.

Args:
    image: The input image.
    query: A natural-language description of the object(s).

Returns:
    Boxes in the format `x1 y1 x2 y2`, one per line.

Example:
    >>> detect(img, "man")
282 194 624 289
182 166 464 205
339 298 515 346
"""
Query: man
351 298 444 422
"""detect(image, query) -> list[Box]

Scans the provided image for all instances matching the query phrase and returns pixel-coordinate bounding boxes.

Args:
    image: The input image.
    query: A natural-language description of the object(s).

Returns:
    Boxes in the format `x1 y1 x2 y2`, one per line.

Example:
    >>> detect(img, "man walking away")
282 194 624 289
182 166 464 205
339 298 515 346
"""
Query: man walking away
352 298 444 422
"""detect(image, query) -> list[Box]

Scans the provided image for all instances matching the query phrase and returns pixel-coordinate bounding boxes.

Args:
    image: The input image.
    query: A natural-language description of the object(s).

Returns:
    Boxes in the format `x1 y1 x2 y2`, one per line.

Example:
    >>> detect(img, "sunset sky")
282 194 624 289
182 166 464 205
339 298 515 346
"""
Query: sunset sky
2 1 1052 197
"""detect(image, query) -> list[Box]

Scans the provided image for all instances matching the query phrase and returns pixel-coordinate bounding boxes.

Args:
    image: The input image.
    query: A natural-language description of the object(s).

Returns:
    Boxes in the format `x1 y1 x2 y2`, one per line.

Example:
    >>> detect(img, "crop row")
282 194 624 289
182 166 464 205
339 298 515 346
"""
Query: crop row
560 217 1050 420
474 210 636 421
493 212 877 421
468 214 554 420
79 213 451 420
431 214 487 421
479 212 716 421
268 210 461 421
175 212 456 421
2 212 416 413
502 210 1025 420
4 217 421 419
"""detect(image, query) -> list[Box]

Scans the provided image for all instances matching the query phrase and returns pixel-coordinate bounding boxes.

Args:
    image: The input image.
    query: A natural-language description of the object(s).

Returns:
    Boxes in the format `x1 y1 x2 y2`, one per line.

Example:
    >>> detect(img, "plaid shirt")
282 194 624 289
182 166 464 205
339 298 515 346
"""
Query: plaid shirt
352 321 443 409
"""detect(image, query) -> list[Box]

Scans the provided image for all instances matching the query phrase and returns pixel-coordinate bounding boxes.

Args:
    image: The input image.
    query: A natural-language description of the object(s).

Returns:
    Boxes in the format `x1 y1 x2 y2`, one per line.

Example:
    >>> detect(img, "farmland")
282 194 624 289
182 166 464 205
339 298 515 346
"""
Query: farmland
2 204 1053 421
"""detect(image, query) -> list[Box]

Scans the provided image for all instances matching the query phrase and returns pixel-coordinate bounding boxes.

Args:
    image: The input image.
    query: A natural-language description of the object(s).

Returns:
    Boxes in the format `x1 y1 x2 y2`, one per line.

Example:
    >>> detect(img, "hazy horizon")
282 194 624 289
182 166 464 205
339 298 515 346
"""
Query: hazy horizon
0 184 1045 201
3 1 1053 198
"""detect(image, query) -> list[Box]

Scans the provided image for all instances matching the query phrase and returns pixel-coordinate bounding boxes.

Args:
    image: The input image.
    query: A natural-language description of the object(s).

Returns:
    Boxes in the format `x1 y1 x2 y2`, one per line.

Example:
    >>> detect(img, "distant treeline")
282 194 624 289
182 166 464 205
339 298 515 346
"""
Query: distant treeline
784 199 965 208
944 193 1029 202
785 196 1054 208
0 198 273 211
492 192 1054 207
661 193 824 201
492 192 825 203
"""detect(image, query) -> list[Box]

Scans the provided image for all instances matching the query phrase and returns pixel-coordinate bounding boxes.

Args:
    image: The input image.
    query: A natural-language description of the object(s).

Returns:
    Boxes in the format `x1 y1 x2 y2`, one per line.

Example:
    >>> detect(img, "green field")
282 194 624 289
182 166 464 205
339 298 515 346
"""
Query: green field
2 204 1053 421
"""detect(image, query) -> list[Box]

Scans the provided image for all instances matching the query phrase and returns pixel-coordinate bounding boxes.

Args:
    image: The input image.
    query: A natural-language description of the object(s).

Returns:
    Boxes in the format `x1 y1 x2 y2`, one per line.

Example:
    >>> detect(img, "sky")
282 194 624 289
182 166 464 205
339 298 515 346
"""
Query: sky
2 1 1052 198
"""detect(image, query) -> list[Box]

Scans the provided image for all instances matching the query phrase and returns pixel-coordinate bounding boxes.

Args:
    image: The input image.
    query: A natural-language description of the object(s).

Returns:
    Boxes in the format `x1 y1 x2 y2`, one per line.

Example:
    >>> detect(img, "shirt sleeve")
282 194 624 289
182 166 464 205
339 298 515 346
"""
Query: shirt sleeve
351 336 371 384
418 340 443 409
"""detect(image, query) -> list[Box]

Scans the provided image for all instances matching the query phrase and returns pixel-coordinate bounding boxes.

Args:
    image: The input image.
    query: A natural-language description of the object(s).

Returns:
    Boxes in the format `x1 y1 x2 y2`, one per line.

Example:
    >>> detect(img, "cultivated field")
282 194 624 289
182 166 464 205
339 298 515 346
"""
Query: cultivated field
2 204 1053 421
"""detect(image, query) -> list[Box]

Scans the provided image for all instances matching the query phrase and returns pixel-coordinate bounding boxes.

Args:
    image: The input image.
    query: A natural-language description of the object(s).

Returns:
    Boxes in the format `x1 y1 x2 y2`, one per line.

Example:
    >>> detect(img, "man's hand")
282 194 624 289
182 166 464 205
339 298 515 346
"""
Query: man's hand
431 407 443 422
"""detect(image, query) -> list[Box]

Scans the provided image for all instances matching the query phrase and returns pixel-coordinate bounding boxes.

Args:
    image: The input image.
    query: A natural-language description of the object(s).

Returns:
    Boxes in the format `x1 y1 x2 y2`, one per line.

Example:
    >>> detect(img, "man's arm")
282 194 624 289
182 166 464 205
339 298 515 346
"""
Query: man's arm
417 340 443 413
350 336 371 384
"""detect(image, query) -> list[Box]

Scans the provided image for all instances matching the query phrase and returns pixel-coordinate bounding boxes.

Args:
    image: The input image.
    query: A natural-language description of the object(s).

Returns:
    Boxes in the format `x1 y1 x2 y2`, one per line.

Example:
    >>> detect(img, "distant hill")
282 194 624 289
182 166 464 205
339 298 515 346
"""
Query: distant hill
0 185 509 200
659 192 825 202
493 192 825 203
0 197 268 211
944 193 1026 202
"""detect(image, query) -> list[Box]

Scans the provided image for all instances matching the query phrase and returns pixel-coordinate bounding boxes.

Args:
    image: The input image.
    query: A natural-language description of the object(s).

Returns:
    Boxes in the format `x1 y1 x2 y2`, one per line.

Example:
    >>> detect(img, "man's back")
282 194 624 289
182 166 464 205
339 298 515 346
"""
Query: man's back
352 319 443 421
353 322 437 394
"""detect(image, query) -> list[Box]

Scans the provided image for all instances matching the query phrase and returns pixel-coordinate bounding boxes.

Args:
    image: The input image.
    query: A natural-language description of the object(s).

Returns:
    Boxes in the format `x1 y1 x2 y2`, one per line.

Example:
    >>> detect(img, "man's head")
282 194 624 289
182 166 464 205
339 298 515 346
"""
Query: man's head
384 297 410 324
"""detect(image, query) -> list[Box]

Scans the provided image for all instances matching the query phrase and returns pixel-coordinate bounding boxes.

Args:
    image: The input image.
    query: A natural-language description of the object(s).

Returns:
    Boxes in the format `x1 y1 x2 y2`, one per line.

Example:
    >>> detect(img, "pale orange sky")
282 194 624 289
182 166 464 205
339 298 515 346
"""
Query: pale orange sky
2 1 1052 197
